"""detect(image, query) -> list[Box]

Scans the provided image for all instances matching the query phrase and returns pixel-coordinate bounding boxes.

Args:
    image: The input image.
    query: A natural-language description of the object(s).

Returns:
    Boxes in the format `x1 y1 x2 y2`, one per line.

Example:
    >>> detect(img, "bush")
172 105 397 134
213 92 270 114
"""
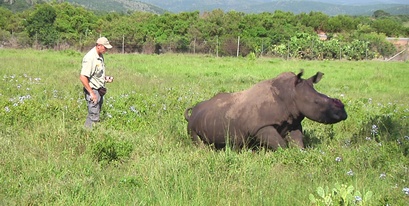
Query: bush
309 183 373 205
91 136 134 165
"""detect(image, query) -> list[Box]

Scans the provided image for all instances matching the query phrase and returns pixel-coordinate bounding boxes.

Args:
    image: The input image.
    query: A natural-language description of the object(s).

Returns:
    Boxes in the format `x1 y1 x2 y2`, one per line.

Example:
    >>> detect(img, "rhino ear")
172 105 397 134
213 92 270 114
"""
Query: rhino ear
297 69 304 79
295 69 304 84
310 72 324 84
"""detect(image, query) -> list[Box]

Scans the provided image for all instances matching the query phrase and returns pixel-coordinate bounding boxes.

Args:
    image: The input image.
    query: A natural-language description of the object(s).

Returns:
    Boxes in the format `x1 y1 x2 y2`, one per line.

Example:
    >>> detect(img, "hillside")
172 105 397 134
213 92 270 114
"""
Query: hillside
67 0 167 14
1 0 408 15
0 0 167 14
141 0 409 15
239 2 409 16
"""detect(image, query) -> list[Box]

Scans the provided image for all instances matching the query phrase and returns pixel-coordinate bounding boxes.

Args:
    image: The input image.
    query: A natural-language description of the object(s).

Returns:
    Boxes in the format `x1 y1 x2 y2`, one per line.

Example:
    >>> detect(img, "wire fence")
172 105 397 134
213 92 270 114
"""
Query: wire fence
386 38 409 61
1 33 408 61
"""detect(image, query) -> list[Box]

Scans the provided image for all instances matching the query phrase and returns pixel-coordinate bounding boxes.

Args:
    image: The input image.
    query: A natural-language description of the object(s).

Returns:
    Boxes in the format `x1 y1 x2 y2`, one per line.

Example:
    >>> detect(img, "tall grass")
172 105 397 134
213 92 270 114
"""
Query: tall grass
0 49 408 205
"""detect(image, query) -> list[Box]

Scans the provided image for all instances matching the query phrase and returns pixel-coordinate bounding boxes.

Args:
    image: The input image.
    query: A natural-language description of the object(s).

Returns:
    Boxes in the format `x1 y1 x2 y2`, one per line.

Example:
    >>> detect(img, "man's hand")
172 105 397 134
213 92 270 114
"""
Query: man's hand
105 76 114 83
80 75 98 103
90 92 97 103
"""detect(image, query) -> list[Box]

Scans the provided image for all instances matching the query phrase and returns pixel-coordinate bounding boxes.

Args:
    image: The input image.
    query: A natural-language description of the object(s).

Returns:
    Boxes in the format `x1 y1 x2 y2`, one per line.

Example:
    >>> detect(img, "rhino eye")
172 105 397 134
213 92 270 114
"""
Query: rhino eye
313 99 321 104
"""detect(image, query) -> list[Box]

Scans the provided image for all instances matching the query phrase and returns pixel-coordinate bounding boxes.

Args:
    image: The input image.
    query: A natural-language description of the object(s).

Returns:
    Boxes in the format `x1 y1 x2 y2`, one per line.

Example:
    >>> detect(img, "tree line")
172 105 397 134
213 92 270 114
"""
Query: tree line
0 2 408 60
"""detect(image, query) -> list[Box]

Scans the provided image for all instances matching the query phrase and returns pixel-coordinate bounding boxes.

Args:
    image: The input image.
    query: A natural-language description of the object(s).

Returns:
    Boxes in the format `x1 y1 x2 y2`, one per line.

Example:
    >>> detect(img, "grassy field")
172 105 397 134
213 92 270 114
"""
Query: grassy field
0 49 408 205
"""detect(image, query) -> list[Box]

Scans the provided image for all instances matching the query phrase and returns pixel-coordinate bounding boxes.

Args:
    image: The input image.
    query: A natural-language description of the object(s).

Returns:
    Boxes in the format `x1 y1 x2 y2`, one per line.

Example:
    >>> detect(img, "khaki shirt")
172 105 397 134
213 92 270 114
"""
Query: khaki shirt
81 47 106 89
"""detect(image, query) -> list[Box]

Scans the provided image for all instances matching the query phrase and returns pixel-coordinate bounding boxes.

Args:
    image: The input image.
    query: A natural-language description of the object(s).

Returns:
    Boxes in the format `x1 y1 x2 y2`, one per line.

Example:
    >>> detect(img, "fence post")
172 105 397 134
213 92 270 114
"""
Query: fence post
339 45 342 60
216 35 219 57
122 35 124 54
193 37 196 54
405 39 408 61
237 36 240 57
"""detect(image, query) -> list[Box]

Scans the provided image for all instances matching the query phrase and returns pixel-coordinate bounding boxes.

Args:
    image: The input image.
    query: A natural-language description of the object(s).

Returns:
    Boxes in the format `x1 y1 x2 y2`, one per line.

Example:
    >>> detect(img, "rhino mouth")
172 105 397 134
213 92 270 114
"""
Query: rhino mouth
316 98 347 124
329 98 347 122
333 110 348 121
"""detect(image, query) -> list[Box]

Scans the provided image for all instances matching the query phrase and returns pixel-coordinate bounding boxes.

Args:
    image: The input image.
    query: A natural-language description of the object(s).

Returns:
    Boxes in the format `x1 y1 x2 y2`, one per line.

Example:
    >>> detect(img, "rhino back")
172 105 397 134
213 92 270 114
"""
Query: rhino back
188 72 300 143
225 77 297 136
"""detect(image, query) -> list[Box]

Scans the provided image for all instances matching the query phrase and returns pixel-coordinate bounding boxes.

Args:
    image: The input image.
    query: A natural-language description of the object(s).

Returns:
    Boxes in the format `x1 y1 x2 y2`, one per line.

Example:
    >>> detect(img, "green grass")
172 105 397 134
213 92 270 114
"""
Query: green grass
0 49 408 205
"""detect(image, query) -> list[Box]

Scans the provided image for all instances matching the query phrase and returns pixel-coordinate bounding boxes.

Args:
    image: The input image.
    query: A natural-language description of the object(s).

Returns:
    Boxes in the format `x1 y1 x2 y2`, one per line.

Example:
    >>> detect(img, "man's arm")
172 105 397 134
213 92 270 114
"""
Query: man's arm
80 75 97 103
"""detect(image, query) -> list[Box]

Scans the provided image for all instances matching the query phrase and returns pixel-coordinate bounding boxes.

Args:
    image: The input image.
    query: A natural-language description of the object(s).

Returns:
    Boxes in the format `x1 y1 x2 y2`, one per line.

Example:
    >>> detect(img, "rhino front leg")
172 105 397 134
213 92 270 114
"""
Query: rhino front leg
255 126 287 150
287 129 304 149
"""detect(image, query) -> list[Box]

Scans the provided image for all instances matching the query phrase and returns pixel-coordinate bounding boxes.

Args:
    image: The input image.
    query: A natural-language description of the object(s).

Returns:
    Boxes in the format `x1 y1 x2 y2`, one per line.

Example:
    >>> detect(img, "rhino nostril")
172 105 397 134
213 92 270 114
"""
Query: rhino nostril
333 99 344 108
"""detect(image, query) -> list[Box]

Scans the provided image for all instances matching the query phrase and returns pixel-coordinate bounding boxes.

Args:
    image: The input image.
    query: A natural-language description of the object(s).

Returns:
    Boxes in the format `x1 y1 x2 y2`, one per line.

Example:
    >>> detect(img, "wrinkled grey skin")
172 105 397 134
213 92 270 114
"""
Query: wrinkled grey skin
184 71 347 150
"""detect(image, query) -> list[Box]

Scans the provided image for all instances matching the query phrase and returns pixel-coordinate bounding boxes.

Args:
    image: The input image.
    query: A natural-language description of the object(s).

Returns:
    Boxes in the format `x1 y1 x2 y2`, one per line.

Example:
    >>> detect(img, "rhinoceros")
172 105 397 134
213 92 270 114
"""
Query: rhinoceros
184 70 347 150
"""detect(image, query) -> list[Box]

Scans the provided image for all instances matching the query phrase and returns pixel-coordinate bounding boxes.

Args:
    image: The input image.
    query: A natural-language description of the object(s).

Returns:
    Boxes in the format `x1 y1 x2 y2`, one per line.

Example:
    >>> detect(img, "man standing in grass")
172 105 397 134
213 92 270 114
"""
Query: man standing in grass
80 37 114 129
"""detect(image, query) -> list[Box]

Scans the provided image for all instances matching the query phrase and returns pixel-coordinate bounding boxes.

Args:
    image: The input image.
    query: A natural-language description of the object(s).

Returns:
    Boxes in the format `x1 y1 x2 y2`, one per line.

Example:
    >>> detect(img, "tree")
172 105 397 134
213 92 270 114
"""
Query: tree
25 3 59 48
371 18 404 37
326 15 357 33
298 11 329 32
373 10 390 19
53 2 98 46
201 9 225 37
0 7 12 30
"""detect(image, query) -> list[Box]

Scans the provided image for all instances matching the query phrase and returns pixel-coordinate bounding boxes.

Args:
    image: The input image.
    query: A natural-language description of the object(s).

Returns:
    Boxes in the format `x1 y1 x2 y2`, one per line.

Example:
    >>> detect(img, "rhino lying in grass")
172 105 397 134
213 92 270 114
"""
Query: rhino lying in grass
184 70 347 150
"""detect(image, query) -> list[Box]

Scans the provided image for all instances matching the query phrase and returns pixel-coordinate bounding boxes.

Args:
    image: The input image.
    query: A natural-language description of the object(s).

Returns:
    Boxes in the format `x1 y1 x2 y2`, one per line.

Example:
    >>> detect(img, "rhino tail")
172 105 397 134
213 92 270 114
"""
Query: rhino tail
184 107 192 122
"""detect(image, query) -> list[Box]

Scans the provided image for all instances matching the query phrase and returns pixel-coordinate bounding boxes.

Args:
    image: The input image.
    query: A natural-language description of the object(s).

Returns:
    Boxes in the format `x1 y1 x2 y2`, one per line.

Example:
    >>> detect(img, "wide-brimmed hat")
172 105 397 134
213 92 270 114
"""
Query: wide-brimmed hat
96 37 112 49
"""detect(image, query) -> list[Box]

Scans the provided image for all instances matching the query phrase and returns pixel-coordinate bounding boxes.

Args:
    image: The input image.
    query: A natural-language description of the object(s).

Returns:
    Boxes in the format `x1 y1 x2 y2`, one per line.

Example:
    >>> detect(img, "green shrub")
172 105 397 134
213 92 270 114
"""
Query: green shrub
309 183 373 206
91 136 134 165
